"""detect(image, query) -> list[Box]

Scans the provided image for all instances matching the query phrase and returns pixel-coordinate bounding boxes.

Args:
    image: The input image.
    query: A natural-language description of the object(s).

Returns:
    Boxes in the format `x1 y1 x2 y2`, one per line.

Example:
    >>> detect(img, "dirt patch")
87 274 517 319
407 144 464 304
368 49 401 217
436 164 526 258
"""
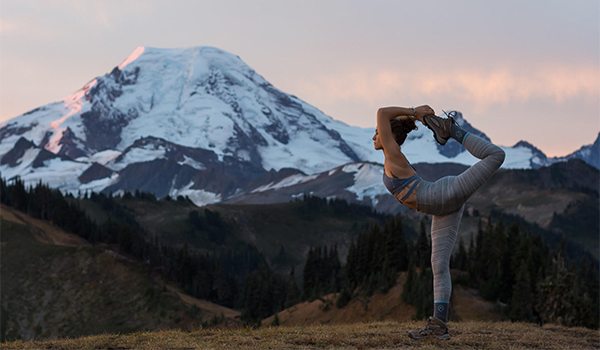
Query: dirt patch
262 273 417 326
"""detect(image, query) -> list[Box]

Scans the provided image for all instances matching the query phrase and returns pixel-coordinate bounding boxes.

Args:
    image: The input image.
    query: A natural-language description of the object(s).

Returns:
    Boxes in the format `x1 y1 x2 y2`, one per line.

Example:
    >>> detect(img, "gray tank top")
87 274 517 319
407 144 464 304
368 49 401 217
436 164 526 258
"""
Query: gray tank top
382 165 422 202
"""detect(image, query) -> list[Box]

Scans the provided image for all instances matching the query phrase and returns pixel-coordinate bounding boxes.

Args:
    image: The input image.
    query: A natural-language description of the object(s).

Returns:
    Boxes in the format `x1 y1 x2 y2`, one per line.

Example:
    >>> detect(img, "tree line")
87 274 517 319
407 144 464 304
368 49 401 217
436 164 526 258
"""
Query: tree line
301 214 599 329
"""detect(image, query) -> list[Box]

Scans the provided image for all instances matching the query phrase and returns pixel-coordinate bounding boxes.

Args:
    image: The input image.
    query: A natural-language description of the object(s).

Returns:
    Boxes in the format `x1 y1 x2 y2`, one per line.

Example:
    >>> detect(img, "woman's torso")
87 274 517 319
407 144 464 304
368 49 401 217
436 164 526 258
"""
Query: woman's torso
383 157 421 210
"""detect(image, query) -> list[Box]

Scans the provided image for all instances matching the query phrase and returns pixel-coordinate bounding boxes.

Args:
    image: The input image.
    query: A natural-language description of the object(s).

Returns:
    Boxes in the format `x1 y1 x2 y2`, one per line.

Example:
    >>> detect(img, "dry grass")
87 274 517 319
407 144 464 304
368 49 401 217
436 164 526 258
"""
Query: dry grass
3 320 598 350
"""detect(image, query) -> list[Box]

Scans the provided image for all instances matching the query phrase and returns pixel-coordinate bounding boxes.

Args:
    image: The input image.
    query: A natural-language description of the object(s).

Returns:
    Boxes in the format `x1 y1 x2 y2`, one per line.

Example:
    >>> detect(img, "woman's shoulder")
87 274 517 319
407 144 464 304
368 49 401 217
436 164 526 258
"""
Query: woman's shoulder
385 162 417 179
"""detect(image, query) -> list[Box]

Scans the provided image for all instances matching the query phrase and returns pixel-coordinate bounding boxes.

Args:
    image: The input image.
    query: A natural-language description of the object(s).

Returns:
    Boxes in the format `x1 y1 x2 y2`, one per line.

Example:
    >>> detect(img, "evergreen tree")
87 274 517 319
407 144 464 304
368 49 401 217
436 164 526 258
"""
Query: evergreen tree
302 247 317 300
536 251 592 327
284 267 301 308
416 219 430 270
509 258 534 322
402 260 417 304
453 238 468 271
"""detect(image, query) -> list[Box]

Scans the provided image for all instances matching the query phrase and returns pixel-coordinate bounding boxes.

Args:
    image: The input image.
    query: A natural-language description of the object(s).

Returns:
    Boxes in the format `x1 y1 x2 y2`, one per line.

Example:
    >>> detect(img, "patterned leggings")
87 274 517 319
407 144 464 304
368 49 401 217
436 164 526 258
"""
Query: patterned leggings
415 133 505 303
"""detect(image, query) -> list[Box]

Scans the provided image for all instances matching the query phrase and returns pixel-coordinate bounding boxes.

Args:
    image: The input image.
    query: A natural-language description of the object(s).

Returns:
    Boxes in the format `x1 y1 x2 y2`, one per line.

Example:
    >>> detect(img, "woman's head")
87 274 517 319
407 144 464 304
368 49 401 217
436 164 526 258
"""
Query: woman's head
389 118 417 146
372 118 417 150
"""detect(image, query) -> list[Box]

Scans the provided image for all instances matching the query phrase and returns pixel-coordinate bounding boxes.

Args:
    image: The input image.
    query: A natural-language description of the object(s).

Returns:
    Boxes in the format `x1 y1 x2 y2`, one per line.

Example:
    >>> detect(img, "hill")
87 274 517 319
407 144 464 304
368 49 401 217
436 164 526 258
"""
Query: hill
0 204 241 341
3 320 598 349
261 271 503 327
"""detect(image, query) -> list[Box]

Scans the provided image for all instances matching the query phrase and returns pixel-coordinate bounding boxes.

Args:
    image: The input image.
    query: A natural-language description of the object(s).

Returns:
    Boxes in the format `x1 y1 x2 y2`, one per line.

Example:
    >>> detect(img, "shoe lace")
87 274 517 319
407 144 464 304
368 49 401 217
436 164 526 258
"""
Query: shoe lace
441 110 458 119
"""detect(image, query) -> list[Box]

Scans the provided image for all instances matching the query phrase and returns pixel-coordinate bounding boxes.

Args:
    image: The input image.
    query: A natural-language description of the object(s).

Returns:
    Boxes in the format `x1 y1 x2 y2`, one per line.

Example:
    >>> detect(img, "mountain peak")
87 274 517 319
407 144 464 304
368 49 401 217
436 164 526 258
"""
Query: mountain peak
513 140 546 157
1 45 597 205
116 45 251 75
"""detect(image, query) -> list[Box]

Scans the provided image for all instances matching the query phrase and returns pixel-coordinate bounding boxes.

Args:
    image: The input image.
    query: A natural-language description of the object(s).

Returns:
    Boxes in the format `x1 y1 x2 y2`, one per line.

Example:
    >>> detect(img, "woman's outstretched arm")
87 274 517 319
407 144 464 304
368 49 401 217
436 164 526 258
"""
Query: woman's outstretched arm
377 105 434 123
377 106 416 121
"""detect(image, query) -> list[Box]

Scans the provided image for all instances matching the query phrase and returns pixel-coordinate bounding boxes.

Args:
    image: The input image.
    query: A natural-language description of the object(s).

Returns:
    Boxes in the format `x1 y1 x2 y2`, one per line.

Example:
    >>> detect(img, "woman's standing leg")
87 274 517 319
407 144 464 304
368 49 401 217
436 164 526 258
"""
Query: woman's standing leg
430 204 465 322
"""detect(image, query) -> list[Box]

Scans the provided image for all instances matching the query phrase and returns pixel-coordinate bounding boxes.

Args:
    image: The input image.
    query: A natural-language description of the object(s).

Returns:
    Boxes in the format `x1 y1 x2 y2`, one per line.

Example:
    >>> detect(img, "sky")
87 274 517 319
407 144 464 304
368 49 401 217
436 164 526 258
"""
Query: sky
0 0 598 157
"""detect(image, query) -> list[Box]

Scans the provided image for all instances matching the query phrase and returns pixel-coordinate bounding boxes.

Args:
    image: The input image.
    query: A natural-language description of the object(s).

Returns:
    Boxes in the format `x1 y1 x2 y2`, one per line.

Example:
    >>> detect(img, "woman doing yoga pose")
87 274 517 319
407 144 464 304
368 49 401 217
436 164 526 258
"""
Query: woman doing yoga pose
373 105 505 340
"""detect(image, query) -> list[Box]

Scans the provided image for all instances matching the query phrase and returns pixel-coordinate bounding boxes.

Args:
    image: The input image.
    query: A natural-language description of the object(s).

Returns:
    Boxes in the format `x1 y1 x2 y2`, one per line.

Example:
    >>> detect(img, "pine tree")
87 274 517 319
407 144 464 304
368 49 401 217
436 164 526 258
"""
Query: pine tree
536 251 590 327
303 247 316 300
416 219 430 270
402 260 417 304
284 267 301 308
509 259 534 322
454 238 468 271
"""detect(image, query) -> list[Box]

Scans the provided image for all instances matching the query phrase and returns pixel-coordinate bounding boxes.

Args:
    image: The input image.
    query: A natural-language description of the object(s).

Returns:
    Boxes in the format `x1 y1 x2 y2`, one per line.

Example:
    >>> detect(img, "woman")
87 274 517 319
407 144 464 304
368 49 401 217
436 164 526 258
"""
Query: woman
373 105 505 340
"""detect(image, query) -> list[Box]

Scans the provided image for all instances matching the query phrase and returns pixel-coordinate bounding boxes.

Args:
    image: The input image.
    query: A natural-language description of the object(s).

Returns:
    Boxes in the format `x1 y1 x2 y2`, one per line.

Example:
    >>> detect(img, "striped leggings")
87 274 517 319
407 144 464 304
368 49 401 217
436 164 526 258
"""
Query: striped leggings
415 133 505 303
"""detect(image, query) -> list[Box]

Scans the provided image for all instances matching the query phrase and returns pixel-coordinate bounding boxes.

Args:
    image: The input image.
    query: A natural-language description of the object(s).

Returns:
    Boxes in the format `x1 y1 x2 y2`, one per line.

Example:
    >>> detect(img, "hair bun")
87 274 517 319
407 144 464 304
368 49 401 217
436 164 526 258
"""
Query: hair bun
389 118 417 146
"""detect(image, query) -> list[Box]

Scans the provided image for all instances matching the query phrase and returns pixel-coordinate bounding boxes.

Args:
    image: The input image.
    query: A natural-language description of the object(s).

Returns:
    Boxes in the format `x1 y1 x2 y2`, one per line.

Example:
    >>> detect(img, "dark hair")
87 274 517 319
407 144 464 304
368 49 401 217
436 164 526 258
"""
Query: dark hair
390 118 418 146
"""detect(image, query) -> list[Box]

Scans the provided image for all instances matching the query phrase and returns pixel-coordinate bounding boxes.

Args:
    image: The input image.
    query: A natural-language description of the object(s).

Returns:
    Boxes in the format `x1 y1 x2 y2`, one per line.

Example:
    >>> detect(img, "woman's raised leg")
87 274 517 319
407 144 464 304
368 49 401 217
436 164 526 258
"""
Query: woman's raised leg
445 132 506 209
416 129 505 216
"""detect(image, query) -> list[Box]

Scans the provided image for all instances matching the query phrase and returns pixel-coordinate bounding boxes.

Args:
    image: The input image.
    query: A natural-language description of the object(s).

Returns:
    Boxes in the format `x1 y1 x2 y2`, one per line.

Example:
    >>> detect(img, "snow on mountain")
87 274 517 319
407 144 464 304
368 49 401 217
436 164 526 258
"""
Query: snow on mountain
0 45 596 206
226 161 392 211
340 163 386 204
0 137 93 191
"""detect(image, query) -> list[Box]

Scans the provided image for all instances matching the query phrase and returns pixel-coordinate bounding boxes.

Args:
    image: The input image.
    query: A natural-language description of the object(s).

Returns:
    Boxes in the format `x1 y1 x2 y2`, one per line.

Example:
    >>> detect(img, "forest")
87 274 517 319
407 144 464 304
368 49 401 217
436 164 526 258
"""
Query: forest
1 177 598 329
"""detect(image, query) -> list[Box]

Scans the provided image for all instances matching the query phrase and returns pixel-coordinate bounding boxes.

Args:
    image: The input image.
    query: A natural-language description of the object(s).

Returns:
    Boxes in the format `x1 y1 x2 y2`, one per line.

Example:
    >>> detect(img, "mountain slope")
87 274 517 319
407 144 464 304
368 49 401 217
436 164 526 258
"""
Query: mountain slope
0 204 240 341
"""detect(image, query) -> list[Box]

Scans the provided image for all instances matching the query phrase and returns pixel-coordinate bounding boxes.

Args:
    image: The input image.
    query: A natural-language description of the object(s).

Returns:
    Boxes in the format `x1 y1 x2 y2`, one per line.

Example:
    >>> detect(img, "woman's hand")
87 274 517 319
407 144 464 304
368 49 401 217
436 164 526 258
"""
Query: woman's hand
414 105 435 120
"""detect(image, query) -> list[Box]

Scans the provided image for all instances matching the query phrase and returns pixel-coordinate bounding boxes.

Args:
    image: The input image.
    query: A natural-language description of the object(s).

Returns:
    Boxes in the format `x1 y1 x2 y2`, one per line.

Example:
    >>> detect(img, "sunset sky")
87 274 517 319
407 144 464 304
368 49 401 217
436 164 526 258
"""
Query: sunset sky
0 0 598 157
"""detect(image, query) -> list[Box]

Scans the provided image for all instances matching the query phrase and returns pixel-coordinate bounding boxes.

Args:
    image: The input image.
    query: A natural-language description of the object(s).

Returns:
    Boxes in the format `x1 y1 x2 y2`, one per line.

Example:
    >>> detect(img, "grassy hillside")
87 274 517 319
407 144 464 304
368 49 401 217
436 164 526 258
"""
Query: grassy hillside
0 205 240 341
3 320 598 349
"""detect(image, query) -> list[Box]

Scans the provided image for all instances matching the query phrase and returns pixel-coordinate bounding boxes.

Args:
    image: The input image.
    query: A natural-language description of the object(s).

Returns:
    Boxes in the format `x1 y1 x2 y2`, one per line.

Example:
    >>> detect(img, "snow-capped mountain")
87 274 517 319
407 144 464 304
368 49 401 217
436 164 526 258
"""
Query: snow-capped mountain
551 133 600 170
0 46 596 206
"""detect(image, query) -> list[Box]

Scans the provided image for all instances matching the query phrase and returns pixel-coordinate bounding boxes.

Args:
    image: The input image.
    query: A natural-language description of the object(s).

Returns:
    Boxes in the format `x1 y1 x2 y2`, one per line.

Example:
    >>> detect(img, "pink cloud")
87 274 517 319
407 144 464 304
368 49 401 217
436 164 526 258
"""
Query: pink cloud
295 64 599 110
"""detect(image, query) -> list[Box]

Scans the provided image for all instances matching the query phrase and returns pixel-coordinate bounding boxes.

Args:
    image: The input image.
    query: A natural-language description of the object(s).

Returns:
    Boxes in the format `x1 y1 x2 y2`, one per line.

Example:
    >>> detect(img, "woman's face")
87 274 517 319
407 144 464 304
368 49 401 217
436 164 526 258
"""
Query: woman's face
372 129 383 150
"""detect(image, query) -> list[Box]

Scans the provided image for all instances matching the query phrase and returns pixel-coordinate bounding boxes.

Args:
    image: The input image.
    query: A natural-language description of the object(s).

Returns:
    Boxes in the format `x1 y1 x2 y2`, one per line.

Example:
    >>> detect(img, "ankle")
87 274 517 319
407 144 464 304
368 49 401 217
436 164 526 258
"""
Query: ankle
434 302 450 323
450 120 466 143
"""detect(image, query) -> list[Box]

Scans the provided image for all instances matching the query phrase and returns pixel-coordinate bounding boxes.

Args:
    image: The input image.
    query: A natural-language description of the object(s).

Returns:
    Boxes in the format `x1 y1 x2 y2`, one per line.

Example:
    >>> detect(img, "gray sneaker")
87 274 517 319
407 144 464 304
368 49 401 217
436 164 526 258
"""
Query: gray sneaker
407 316 450 340
422 114 453 145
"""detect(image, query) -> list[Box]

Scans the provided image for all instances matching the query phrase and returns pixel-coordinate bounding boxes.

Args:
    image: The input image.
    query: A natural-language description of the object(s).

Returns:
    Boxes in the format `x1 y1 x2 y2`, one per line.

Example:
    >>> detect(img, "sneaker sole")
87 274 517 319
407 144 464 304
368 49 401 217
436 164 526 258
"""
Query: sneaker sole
423 115 450 145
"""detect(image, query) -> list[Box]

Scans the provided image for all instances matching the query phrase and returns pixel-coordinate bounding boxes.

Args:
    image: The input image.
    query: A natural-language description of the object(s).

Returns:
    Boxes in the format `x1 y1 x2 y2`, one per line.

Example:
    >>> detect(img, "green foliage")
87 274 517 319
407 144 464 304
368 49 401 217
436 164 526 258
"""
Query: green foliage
342 216 409 296
294 194 382 220
303 245 341 301
355 209 599 329
401 263 433 320
537 251 599 328
509 259 535 321
187 209 230 245
240 264 288 327
284 267 301 308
